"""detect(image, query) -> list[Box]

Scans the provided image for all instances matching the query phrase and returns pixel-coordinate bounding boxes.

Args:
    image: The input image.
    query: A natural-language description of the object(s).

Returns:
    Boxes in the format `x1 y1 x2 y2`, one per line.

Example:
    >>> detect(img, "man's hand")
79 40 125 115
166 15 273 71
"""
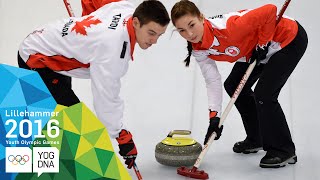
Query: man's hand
116 129 137 169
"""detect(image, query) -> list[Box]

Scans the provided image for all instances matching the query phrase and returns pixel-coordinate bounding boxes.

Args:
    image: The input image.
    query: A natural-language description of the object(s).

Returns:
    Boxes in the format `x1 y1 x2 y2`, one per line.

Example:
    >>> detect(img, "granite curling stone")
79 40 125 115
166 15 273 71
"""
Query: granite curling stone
155 130 202 167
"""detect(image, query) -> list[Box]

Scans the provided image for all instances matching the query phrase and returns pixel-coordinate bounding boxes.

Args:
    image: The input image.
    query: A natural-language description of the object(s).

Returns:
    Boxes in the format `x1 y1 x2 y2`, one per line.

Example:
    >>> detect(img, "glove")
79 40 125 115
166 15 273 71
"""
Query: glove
248 42 271 66
204 111 223 144
116 129 137 169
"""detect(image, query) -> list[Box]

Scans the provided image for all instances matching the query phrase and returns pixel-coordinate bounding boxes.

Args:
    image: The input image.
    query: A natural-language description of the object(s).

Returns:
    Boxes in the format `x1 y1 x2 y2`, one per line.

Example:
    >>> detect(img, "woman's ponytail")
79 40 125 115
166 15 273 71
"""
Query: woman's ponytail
184 41 193 67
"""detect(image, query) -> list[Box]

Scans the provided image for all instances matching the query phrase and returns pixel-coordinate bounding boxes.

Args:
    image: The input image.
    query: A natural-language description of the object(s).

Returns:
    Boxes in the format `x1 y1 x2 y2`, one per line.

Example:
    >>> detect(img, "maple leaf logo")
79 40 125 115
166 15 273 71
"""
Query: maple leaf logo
71 16 102 36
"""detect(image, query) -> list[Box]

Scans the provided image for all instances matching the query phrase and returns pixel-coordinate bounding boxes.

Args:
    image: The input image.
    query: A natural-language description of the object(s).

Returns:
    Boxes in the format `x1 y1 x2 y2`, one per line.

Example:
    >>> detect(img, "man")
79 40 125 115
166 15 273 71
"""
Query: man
18 0 170 169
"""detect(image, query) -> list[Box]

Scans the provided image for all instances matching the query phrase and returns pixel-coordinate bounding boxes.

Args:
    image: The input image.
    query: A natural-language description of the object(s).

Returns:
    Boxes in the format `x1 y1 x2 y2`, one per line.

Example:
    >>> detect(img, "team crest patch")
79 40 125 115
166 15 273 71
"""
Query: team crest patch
225 46 240 57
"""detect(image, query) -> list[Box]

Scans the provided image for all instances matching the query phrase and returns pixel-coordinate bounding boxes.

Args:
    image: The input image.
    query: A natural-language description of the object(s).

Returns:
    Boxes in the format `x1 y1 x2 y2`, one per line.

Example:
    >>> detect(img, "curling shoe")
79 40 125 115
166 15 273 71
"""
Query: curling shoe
233 139 262 154
260 153 297 168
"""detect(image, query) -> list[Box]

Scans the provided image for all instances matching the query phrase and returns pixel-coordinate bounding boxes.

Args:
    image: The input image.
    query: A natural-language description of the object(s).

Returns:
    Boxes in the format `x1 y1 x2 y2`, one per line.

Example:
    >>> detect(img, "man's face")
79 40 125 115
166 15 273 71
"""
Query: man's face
133 17 168 49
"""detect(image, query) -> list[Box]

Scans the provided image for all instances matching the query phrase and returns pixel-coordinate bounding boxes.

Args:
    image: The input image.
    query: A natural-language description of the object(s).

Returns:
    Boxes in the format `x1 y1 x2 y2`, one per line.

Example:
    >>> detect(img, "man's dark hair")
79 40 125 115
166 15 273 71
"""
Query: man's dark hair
133 0 170 27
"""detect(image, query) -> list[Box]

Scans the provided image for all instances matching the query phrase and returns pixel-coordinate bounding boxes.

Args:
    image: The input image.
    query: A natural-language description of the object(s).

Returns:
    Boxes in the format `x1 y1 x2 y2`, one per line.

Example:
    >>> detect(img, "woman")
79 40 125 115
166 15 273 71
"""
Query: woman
171 0 308 168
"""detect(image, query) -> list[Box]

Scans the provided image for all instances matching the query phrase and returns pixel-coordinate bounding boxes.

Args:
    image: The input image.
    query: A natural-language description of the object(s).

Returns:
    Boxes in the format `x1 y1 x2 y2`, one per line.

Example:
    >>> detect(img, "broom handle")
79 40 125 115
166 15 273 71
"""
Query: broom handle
133 163 143 180
63 0 75 17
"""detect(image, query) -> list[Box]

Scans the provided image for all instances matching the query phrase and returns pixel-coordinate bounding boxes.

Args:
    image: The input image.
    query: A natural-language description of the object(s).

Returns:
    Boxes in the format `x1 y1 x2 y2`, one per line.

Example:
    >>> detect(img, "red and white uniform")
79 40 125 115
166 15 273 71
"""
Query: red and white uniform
19 0 136 138
192 4 298 116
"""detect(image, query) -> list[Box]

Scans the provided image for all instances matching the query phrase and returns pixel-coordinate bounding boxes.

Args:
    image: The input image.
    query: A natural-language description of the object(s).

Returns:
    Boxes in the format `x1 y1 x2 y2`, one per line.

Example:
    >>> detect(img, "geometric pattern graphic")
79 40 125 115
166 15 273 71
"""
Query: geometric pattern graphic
0 64 57 180
0 64 131 179
15 103 131 180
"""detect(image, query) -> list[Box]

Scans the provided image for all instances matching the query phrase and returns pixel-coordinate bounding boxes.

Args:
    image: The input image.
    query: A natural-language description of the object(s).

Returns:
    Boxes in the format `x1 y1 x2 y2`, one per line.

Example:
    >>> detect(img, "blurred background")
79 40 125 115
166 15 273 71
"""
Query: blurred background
1 0 319 179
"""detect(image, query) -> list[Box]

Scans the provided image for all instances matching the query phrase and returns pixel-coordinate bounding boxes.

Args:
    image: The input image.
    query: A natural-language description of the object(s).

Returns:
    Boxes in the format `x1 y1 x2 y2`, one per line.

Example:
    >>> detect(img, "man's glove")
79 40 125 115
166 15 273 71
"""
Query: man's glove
248 42 271 66
204 111 223 144
116 129 137 169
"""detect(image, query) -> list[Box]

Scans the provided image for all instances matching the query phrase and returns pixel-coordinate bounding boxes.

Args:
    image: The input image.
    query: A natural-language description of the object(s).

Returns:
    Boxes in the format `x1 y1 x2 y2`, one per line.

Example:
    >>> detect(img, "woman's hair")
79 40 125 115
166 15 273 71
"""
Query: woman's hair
133 0 170 27
171 0 201 67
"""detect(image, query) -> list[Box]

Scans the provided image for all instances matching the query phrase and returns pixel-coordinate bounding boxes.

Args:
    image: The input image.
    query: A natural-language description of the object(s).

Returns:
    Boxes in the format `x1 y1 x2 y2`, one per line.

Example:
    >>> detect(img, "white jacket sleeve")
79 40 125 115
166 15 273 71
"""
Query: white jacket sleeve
194 51 223 117
89 57 128 138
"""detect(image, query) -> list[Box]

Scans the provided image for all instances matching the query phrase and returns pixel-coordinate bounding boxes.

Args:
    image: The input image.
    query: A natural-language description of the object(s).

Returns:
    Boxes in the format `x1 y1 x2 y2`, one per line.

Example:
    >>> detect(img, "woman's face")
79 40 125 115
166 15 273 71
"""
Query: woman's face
174 14 204 43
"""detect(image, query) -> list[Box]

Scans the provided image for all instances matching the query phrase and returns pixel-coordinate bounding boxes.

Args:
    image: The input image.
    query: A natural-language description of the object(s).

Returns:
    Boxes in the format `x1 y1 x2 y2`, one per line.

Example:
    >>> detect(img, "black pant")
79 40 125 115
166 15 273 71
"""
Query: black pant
224 22 308 156
18 53 80 107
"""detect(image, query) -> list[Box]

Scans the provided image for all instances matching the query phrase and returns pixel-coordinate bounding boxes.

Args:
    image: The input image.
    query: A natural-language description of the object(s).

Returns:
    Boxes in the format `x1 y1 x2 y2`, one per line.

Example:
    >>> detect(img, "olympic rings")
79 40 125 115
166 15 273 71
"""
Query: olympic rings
8 155 29 165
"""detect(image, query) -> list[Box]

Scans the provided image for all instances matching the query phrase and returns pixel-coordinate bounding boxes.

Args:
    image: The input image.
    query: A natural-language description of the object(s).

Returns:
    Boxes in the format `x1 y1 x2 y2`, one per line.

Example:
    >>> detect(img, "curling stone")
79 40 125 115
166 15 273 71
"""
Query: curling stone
155 130 202 167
